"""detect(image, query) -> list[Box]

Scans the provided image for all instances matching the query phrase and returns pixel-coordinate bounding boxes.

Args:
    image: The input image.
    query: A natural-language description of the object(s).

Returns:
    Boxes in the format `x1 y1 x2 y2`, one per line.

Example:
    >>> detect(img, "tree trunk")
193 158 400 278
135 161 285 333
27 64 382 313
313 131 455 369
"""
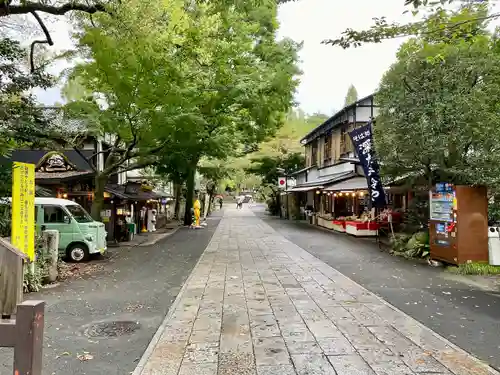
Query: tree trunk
183 162 197 226
173 183 181 220
91 173 108 221
207 192 214 215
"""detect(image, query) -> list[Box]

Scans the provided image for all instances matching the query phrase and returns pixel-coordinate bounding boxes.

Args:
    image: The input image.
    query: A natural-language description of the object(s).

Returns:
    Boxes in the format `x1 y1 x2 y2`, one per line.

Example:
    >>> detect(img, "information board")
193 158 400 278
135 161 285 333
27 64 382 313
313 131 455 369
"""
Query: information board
11 162 35 261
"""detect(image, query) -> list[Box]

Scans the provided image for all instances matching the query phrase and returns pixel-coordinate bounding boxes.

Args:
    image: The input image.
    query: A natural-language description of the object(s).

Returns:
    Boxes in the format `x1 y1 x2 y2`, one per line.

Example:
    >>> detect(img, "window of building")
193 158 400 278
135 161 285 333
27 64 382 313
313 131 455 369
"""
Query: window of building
311 140 318 166
340 125 347 155
323 135 332 164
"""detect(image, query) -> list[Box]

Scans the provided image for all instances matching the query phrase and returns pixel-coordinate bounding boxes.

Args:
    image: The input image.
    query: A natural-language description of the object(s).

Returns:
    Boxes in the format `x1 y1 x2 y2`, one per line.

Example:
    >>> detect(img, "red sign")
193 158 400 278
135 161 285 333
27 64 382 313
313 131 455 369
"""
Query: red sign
278 177 286 188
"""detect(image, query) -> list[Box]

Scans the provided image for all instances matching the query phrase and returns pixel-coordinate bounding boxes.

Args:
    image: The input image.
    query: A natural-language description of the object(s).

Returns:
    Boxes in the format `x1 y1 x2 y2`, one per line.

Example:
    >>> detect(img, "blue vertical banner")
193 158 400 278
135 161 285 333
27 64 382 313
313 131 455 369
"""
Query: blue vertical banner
349 121 386 208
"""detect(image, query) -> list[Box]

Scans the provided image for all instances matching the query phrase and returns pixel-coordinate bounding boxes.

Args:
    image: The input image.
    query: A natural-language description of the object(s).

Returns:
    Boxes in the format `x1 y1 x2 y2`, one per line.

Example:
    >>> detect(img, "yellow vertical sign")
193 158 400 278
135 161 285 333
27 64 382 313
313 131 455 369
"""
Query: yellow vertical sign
11 162 35 261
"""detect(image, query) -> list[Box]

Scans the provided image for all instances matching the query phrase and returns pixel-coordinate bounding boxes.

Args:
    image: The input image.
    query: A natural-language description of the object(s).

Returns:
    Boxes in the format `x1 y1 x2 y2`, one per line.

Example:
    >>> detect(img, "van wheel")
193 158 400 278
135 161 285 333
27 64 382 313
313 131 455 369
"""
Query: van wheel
67 243 90 263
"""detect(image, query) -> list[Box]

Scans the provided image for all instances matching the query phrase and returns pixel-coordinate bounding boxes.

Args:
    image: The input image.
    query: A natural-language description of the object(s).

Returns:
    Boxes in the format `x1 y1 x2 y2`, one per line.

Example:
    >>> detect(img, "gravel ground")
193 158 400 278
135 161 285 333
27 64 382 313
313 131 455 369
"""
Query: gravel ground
0 213 221 375
255 206 500 371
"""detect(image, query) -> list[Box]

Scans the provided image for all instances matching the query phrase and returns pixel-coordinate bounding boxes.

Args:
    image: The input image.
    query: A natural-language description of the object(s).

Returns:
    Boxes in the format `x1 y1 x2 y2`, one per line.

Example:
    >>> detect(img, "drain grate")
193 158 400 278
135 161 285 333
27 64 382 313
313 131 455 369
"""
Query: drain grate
85 321 140 338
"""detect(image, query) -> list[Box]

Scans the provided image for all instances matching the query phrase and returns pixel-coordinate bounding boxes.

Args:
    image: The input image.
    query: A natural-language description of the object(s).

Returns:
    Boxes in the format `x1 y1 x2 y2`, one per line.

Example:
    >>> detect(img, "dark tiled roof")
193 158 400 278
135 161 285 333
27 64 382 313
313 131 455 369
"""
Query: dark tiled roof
300 94 376 144
7 150 94 171
35 170 94 181
105 184 166 201
294 171 357 188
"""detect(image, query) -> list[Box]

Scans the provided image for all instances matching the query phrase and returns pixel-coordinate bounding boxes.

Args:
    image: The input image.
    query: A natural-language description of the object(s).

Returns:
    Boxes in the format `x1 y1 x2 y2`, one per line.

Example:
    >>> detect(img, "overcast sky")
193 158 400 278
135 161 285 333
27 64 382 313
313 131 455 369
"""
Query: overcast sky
33 0 500 117
277 0 413 116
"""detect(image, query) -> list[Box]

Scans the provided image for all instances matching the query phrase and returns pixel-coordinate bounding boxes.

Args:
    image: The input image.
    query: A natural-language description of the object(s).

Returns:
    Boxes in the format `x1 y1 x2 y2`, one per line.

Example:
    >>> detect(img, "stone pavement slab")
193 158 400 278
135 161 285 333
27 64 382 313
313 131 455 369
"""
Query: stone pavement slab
134 208 498 375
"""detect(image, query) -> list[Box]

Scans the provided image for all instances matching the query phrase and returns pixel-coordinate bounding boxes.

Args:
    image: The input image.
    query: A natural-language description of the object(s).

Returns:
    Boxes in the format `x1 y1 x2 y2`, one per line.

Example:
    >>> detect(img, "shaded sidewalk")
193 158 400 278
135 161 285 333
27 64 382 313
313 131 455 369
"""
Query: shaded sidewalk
135 207 496 375
0 214 222 375
108 223 181 248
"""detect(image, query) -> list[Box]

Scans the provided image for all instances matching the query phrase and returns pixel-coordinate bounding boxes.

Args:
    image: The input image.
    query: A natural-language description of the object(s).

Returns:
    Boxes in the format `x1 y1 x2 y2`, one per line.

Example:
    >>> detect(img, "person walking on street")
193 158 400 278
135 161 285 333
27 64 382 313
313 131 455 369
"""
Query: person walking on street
219 197 223 210
236 196 243 209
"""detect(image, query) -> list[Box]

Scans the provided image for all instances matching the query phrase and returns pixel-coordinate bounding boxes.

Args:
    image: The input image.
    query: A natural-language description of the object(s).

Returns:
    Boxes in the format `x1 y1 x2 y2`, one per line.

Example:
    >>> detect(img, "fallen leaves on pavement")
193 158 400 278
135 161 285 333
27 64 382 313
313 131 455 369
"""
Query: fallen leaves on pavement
58 262 105 281
77 352 94 361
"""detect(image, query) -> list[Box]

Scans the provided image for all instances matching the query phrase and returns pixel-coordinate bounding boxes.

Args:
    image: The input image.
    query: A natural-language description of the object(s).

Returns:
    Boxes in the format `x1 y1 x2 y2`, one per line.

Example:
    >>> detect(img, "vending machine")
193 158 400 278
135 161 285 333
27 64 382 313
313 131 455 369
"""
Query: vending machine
429 184 488 265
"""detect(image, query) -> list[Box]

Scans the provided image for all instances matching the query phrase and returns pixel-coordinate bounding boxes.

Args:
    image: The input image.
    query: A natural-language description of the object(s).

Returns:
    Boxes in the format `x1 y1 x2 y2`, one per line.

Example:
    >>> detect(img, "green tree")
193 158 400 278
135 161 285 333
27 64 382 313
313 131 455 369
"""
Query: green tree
0 38 54 232
344 84 358 106
246 152 304 214
374 13 500 189
223 110 327 197
26 0 199 219
151 0 300 226
325 1 495 48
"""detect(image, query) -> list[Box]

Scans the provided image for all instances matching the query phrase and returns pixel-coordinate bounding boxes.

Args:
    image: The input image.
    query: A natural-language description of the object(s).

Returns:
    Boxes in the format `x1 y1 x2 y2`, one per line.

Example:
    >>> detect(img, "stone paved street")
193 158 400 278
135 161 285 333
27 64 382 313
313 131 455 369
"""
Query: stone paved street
135 208 498 375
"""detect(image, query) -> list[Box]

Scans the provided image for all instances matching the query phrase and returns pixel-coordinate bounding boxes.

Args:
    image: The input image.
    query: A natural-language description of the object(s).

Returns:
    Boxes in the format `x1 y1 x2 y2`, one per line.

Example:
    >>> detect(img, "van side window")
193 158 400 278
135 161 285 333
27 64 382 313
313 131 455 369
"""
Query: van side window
44 206 66 223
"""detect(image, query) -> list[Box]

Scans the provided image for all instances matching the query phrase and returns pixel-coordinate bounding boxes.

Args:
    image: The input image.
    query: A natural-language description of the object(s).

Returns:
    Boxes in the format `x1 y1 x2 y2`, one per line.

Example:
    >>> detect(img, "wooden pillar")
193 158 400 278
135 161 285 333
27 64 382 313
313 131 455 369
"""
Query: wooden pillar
13 301 45 375
0 239 26 317
354 193 359 216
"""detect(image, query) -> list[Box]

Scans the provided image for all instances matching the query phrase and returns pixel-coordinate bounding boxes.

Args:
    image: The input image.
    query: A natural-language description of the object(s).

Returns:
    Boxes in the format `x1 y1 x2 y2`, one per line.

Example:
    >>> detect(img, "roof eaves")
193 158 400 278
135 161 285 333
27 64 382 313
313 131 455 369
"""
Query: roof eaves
299 93 376 144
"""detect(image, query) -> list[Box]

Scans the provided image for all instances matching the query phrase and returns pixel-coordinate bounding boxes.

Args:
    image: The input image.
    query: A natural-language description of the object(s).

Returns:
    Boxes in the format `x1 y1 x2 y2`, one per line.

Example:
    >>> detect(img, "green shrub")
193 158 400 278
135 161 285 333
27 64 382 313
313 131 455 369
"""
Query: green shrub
23 235 51 293
391 231 430 259
390 233 412 253
447 262 500 275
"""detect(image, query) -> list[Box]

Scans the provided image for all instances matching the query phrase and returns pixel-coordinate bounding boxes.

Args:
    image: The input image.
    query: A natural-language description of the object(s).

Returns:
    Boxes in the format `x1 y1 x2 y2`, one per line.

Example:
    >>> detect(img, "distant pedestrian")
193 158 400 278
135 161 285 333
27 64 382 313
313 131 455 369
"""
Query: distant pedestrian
219 198 223 210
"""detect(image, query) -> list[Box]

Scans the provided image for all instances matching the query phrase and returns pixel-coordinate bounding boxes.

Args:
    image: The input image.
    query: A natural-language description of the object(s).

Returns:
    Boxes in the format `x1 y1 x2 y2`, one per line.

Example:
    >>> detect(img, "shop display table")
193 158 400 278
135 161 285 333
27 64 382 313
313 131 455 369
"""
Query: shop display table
332 220 346 233
345 221 379 236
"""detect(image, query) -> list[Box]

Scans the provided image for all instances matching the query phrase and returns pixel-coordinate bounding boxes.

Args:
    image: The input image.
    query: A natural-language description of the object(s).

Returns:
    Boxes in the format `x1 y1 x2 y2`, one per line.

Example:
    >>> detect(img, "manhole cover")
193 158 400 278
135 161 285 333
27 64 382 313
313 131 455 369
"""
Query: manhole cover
85 321 140 338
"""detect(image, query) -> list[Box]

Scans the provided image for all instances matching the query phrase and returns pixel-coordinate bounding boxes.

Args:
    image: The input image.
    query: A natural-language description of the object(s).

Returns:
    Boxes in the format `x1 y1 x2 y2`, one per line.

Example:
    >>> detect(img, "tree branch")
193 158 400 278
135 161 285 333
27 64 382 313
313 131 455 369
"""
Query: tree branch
29 11 54 72
109 159 159 176
0 1 106 17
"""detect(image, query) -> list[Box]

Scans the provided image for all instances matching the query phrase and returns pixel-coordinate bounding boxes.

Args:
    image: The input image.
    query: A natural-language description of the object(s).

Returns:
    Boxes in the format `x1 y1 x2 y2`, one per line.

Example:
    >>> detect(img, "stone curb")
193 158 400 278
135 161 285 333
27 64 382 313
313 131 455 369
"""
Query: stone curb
131 225 216 375
138 226 181 247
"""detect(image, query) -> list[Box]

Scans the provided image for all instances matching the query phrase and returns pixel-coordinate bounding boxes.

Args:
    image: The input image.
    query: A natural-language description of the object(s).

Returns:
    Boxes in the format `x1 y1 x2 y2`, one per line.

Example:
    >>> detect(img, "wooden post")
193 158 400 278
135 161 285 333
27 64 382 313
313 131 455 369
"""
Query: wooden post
14 300 45 375
0 238 27 317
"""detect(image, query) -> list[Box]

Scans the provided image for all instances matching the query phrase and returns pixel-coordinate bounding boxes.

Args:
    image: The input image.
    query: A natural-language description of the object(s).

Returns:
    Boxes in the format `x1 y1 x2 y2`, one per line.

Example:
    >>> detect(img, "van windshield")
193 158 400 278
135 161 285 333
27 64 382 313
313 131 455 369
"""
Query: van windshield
66 205 93 223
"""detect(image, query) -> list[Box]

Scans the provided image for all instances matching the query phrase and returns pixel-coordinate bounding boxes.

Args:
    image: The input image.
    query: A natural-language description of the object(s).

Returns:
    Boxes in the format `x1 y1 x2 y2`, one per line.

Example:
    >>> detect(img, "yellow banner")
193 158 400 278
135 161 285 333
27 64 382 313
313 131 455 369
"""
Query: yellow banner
11 162 35 262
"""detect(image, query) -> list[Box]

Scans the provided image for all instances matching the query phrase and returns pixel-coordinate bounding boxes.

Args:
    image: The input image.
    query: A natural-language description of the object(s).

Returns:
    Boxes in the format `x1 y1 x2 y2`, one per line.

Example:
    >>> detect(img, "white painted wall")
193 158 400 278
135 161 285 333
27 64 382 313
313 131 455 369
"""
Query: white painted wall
318 162 355 178
296 171 307 185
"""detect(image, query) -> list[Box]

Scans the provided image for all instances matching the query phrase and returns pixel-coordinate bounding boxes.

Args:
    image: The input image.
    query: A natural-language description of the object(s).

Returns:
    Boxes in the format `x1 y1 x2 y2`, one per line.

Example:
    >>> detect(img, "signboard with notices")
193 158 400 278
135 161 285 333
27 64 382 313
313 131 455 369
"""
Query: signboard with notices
11 162 35 261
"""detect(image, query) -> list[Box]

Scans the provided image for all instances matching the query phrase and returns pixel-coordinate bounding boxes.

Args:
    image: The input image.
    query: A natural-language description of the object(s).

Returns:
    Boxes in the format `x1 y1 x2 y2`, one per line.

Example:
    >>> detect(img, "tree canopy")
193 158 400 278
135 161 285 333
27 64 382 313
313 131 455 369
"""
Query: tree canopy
374 6 500 188
325 0 497 48
52 0 301 223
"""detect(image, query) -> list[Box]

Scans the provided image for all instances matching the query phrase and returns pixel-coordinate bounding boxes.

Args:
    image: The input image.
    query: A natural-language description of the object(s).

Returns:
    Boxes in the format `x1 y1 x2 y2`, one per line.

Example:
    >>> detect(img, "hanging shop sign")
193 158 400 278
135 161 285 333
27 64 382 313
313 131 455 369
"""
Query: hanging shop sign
348 121 386 208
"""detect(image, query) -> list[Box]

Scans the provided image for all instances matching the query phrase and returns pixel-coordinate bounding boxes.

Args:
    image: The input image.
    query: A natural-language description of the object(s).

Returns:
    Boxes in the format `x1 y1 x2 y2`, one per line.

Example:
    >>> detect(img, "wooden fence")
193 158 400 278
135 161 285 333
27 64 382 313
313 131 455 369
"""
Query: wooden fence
0 238 45 375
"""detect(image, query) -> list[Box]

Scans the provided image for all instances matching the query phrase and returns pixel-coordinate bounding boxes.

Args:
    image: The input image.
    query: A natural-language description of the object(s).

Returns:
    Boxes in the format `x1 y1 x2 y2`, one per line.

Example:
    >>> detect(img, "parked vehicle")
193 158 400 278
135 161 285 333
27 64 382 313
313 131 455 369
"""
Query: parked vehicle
1 197 107 262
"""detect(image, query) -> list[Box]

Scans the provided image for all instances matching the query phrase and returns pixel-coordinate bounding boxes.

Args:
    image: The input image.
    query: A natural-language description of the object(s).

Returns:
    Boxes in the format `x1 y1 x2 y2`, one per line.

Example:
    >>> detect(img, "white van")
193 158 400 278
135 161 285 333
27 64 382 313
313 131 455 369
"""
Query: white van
2 197 107 262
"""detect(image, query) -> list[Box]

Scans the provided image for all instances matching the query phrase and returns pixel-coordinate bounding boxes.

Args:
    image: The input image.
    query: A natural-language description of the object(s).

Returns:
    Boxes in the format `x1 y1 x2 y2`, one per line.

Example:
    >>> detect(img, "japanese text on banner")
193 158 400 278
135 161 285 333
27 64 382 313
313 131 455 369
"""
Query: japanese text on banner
12 162 35 261
348 122 386 208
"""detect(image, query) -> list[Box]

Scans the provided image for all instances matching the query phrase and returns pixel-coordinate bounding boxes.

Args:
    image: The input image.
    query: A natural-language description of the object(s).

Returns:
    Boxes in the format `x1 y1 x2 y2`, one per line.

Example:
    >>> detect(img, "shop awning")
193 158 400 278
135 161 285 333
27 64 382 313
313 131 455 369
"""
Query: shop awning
289 185 323 192
290 171 357 192
105 185 130 199
324 177 368 192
